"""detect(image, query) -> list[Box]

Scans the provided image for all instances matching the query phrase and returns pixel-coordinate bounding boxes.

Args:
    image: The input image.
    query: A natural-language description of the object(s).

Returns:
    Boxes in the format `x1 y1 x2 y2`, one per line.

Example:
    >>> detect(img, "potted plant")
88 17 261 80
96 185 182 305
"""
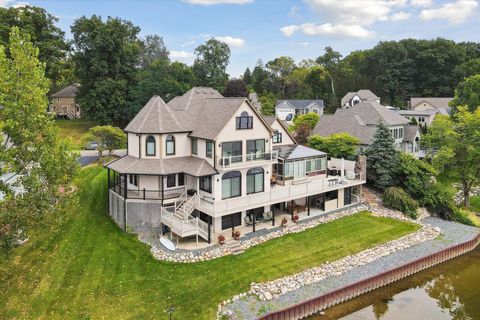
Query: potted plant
281 217 288 227
292 214 299 223
218 234 225 245
233 230 241 240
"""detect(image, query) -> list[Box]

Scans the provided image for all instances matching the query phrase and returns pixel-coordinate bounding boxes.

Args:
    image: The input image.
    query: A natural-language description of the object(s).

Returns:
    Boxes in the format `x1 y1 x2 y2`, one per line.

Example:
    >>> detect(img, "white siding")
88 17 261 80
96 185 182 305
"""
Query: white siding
127 133 139 157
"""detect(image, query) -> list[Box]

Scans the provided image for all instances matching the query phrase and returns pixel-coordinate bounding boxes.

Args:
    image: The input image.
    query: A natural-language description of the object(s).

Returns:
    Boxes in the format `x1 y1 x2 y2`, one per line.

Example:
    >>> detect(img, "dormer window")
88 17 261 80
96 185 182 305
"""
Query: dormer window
146 136 156 156
236 111 253 129
166 135 175 155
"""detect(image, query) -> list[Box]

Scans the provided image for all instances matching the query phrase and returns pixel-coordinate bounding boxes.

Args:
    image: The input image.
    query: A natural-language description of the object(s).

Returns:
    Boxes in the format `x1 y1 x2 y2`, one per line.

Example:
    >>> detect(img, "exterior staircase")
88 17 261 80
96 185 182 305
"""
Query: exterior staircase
224 240 245 255
160 191 209 241
362 186 382 209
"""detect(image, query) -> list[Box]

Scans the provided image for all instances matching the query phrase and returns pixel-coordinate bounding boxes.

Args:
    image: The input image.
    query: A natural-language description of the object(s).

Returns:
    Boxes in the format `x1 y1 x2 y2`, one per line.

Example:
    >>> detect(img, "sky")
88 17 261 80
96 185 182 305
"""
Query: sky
1 0 480 76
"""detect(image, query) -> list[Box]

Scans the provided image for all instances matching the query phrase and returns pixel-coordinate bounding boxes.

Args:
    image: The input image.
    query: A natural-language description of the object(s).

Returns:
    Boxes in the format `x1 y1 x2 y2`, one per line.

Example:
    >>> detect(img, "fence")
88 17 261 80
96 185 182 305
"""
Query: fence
258 233 480 320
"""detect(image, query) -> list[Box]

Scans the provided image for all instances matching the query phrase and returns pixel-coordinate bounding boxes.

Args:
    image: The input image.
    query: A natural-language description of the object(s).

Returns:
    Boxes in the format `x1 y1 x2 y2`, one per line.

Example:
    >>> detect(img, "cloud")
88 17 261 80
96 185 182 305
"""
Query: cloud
170 50 195 64
420 0 478 24
410 0 432 7
282 0 414 38
288 5 302 19
0 0 29 7
214 35 246 47
281 23 373 38
181 0 253 5
390 11 411 20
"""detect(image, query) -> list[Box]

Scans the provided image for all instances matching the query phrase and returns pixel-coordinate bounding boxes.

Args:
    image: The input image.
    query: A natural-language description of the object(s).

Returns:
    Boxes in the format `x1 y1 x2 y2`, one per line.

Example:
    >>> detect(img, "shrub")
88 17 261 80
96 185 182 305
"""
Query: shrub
452 208 475 226
383 187 419 219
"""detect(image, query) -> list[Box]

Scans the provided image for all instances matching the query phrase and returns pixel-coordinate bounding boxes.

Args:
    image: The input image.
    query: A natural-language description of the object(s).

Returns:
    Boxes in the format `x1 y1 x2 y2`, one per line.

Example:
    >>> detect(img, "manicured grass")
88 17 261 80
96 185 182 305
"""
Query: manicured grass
436 170 460 197
0 167 420 319
471 196 480 213
56 119 97 149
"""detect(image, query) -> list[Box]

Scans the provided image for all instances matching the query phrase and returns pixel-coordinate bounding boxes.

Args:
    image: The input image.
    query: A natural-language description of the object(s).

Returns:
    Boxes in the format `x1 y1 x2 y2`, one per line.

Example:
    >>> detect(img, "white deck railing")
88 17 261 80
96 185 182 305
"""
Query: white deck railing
215 151 278 170
196 175 365 216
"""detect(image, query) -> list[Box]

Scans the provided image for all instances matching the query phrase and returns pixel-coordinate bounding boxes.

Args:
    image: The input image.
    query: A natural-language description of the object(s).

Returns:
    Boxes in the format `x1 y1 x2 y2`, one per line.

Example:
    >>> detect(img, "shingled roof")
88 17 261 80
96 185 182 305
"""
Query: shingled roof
106 155 217 176
410 97 453 109
311 102 410 145
341 89 379 107
124 87 272 140
51 83 80 98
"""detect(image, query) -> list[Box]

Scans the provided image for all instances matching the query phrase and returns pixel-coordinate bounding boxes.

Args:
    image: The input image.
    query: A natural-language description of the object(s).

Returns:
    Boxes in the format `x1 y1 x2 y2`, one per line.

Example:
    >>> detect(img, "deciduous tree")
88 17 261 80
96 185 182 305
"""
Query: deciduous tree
308 133 360 159
0 27 78 253
192 38 230 92
423 107 480 206
82 125 126 159
450 74 480 113
71 15 141 126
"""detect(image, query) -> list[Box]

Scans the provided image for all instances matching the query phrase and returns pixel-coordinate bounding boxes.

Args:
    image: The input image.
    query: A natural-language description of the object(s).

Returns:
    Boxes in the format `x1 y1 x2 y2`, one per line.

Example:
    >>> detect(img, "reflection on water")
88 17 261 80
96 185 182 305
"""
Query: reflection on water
308 247 480 320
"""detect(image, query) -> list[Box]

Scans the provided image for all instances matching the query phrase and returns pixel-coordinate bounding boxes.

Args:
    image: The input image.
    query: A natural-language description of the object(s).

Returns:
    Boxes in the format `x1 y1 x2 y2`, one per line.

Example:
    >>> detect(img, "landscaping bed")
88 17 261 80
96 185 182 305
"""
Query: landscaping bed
0 166 420 320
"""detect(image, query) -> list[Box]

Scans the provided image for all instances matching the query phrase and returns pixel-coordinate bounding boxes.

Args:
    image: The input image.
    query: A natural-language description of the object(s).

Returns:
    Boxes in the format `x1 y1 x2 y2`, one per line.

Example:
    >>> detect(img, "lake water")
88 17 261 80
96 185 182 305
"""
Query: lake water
308 246 480 320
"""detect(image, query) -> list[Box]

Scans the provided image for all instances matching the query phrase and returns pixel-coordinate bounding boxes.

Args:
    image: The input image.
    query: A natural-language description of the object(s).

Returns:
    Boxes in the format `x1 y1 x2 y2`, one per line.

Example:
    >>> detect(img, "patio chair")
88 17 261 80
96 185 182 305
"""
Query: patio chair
244 215 253 226
255 213 266 222
263 211 273 221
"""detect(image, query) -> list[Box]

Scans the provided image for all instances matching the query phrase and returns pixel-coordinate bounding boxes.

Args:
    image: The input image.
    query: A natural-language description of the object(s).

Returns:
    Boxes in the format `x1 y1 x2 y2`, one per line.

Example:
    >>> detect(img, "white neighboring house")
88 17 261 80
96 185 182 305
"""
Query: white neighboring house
0 132 24 201
311 101 422 157
341 90 380 108
106 88 366 245
275 99 324 123
409 97 452 116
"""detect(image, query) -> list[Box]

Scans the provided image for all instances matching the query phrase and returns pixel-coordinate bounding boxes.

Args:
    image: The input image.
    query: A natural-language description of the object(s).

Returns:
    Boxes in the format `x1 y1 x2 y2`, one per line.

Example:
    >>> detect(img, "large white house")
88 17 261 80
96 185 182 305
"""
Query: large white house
106 88 366 244
275 99 324 123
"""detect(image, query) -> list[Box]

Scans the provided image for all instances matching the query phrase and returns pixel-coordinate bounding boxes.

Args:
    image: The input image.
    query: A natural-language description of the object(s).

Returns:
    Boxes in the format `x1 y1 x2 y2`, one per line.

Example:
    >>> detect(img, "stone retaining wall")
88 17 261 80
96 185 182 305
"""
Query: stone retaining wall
256 233 480 320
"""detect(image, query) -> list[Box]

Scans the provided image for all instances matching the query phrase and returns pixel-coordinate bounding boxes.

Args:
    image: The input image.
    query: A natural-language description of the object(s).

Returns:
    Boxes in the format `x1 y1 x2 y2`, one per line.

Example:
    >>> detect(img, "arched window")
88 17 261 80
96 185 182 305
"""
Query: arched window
222 171 241 199
166 135 175 155
146 135 156 156
247 167 264 194
236 111 253 129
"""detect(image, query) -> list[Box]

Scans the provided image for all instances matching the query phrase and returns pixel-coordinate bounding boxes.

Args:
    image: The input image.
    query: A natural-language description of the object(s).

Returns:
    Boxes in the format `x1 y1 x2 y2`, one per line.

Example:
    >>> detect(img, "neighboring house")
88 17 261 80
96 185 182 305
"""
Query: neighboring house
106 87 366 244
409 97 452 115
275 99 324 123
0 132 23 201
395 109 438 127
341 90 380 108
248 92 262 113
49 83 81 119
311 101 422 156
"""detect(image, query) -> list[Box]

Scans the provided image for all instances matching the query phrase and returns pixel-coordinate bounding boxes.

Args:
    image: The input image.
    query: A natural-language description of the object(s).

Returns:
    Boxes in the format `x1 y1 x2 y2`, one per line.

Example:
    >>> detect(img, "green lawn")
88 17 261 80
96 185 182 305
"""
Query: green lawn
55 119 97 149
471 196 480 213
0 167 420 319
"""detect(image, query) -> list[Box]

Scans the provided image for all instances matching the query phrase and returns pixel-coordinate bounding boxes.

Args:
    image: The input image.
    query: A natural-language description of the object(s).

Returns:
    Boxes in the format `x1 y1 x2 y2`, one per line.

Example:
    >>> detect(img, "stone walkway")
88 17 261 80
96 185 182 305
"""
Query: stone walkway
221 217 479 320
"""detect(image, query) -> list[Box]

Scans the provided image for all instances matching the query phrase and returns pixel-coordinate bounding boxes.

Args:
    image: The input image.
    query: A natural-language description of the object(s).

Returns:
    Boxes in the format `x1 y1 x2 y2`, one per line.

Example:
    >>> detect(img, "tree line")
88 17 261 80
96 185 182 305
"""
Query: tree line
2 5 480 125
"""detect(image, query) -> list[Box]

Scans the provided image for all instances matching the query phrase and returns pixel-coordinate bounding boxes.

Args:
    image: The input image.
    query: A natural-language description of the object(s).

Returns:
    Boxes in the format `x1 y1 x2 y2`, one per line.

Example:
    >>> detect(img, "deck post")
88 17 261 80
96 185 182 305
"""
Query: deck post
123 173 127 232
208 216 211 244
290 200 294 219
307 196 310 216
161 175 165 206
272 204 275 226
253 211 256 232
107 169 110 213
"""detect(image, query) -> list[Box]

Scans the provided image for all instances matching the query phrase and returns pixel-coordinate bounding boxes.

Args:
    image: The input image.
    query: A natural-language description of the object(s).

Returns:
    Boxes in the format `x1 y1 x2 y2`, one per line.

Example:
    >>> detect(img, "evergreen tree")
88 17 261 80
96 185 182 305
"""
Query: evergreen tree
242 67 251 86
365 122 400 189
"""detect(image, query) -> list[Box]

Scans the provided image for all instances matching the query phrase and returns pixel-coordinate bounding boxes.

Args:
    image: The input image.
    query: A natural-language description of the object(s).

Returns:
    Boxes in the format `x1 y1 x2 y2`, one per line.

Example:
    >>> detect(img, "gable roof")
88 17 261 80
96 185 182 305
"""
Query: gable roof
311 102 409 145
51 83 80 98
125 87 272 140
342 101 409 126
275 99 324 110
341 89 379 106
403 125 420 142
261 115 296 143
410 97 453 109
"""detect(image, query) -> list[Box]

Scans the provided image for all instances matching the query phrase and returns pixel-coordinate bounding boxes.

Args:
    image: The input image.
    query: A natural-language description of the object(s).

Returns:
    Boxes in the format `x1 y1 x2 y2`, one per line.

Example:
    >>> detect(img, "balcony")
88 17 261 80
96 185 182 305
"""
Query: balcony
216 151 278 170
195 173 365 216
109 183 185 201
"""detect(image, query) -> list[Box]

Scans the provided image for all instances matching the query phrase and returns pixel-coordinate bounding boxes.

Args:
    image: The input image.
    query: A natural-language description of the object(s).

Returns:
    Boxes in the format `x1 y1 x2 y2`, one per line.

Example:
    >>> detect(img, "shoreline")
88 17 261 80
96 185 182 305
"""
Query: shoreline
221 217 480 320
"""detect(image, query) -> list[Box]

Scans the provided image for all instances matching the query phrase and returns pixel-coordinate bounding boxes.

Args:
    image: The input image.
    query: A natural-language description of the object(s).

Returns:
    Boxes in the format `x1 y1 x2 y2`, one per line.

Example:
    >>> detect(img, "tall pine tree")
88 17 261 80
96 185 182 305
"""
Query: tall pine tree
365 122 400 189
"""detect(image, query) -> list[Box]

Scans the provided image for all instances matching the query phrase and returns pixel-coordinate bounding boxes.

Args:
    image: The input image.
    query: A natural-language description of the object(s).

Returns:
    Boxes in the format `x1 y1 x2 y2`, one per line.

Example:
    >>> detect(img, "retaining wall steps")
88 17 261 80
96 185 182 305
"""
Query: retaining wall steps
224 240 245 255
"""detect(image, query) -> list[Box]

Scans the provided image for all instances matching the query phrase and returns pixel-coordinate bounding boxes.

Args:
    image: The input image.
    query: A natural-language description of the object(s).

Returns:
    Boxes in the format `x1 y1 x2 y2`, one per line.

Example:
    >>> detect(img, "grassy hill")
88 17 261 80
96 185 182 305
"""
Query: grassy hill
55 119 97 149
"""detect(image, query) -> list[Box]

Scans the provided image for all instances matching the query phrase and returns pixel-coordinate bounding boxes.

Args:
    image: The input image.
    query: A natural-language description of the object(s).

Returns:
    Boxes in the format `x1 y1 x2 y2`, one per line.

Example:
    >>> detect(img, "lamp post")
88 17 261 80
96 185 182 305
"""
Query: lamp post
165 306 175 320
